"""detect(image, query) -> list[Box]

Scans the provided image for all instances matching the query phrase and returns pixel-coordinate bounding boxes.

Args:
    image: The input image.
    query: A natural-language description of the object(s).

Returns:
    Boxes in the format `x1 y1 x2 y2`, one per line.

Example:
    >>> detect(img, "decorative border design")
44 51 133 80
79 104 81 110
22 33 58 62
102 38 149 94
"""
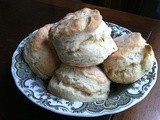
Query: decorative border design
11 22 158 117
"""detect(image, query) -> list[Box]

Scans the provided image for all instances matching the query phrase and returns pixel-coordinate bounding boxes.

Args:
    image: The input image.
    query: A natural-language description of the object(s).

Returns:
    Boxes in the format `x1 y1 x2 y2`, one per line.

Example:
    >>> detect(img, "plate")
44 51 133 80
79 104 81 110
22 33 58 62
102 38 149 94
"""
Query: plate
11 22 158 117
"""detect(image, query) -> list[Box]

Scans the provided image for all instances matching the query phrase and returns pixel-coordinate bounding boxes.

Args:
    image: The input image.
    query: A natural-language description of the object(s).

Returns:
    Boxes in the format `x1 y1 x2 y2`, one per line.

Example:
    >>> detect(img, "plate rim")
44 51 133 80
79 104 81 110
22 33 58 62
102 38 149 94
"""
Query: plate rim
11 22 158 117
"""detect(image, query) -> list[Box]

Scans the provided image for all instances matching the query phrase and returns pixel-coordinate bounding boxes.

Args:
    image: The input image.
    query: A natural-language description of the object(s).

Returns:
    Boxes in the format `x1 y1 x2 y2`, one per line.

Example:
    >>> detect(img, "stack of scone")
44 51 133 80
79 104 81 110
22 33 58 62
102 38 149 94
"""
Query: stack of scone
48 8 117 102
23 8 155 102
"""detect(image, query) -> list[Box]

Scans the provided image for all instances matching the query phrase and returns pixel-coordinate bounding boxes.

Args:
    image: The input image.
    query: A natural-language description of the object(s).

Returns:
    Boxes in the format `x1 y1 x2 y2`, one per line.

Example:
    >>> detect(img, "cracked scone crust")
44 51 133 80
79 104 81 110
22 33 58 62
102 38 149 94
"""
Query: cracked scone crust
48 64 110 102
103 32 155 84
49 8 117 67
23 24 60 80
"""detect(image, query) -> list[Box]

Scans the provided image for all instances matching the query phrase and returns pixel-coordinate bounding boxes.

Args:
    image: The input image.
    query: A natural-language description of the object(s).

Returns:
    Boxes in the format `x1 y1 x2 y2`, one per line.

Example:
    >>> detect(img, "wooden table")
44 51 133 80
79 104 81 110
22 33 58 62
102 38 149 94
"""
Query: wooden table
0 0 160 120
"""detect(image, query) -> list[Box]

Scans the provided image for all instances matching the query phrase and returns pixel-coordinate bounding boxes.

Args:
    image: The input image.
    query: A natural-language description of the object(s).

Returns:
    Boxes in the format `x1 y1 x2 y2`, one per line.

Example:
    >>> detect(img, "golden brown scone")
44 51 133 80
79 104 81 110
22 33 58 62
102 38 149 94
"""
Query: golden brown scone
49 8 117 67
23 24 60 80
48 64 110 102
103 32 155 84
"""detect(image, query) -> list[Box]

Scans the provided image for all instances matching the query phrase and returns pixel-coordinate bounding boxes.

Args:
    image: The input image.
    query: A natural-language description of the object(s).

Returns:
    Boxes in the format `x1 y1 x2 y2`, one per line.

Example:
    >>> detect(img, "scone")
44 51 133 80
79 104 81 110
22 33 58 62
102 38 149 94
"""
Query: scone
23 24 60 80
49 8 117 67
103 32 155 84
48 64 110 102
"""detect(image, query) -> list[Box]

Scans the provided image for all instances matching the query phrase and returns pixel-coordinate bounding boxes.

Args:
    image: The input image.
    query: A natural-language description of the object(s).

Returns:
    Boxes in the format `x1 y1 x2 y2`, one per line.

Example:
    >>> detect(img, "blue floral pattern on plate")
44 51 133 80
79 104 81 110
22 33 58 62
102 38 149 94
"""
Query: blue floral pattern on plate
11 22 158 117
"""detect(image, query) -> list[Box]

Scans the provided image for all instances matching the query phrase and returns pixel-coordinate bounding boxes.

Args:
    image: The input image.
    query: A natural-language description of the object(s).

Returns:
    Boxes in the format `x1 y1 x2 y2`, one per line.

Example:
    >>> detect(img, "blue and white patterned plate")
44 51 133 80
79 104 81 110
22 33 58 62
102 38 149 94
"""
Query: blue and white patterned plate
11 22 158 117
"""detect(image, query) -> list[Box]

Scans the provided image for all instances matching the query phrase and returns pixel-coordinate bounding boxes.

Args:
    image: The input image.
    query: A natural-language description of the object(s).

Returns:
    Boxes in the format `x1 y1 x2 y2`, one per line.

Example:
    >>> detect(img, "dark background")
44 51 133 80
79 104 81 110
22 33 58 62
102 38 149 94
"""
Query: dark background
82 0 160 19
